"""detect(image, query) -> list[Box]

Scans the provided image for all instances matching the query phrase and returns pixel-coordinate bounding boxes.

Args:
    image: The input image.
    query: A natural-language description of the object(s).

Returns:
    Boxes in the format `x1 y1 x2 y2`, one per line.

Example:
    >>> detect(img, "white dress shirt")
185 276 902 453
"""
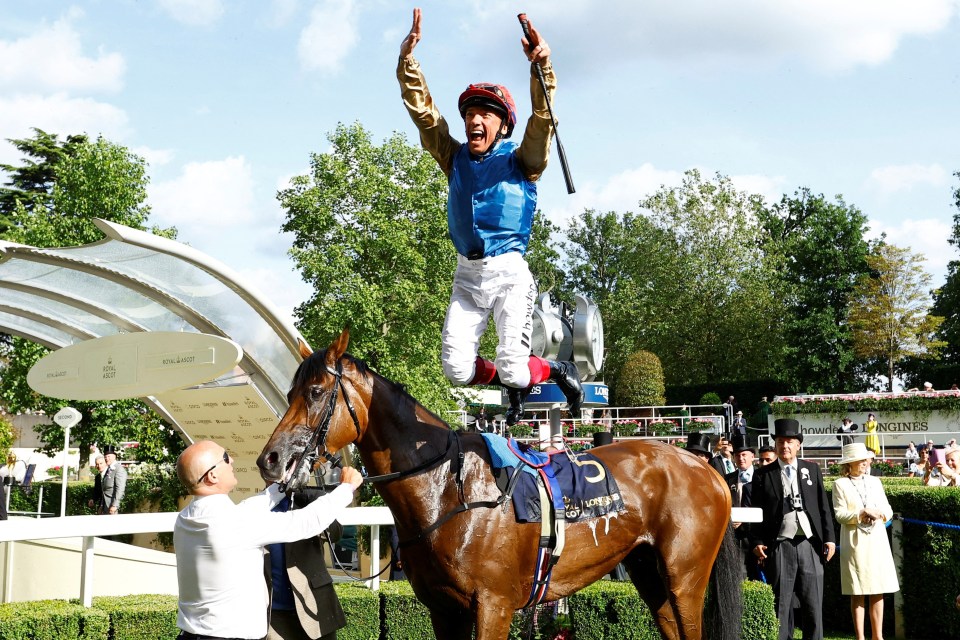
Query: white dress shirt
174 483 354 639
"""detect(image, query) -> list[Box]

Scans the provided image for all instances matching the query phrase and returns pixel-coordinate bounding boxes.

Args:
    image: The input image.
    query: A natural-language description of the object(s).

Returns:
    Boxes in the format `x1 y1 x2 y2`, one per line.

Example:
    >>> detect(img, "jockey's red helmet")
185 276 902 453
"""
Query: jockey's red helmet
458 83 517 138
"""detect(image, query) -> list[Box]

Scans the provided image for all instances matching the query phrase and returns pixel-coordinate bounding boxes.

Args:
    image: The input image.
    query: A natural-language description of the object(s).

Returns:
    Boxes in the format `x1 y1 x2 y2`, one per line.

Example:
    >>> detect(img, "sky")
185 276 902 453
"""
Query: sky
1 0 959 325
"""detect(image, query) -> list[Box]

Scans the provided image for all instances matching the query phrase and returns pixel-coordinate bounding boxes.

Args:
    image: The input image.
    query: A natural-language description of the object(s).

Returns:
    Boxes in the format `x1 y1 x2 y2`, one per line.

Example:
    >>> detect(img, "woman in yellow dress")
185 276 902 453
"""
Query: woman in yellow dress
864 413 880 455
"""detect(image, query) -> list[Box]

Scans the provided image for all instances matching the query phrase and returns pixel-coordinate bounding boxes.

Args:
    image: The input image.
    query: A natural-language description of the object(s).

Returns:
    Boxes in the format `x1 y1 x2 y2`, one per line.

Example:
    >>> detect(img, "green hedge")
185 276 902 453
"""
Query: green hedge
0 582 778 640
568 580 777 640
0 598 109 640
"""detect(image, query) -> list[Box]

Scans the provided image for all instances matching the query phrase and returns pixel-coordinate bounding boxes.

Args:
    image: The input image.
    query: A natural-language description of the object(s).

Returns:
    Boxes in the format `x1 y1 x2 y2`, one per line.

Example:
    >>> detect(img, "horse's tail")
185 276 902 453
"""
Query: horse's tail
705 523 742 640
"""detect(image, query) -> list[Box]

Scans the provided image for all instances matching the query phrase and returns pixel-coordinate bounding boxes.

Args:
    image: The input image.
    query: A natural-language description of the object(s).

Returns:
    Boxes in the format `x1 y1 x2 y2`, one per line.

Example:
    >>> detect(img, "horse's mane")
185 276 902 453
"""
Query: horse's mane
292 349 452 429
292 349 412 402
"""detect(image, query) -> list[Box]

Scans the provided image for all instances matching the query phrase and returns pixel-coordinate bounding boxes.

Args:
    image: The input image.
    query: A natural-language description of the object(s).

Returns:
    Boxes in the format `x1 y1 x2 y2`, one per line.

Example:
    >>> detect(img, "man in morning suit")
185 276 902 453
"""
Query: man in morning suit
725 435 758 580
750 418 835 640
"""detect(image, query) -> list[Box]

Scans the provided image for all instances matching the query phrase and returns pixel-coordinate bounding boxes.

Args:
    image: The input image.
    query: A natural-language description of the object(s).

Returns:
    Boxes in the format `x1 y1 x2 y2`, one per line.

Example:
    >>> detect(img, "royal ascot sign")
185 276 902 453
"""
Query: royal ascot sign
28 332 243 401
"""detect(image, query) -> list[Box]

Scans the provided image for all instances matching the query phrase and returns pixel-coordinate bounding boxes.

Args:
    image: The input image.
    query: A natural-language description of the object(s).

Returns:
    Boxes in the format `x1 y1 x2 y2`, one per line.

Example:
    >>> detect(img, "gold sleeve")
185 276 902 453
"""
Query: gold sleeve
397 56 460 177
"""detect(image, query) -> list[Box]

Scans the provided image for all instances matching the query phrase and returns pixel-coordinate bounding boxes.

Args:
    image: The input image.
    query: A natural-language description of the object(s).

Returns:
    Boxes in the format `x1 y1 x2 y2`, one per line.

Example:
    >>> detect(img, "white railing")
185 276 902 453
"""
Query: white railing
0 506 394 606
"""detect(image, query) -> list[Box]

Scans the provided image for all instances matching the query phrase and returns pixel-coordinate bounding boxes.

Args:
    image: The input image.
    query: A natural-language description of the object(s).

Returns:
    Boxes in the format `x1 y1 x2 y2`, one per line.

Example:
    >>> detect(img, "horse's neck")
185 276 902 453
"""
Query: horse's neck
359 378 452 477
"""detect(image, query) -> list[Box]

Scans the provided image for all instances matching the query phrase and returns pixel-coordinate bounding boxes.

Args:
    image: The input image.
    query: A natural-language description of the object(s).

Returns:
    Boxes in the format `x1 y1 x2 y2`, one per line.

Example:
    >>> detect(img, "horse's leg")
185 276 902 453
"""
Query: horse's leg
473 599 516 640
624 545 684 640
429 608 473 640
649 539 713 640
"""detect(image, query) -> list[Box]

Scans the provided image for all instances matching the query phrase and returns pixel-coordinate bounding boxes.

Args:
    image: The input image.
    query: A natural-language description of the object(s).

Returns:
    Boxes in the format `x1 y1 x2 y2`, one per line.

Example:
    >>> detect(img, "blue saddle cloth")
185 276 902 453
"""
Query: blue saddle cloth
480 433 625 523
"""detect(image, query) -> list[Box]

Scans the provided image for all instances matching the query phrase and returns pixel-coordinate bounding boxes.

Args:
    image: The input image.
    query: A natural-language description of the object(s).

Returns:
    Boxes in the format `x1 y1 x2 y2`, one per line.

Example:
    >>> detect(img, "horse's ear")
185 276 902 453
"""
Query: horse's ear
297 339 313 361
327 326 350 362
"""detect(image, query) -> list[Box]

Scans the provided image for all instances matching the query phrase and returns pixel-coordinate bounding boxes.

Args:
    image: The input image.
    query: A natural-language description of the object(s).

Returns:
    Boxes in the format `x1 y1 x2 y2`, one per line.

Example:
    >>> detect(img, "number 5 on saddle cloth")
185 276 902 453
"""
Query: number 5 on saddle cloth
480 434 625 607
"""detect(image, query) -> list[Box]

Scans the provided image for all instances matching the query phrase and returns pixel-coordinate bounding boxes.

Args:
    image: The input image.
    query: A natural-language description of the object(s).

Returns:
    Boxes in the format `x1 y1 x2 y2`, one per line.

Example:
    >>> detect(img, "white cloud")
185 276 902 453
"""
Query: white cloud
267 0 300 28
464 0 957 73
298 0 358 74
866 163 950 196
157 0 225 26
149 156 257 230
132 146 175 169
0 13 125 92
867 217 953 283
0 93 130 165
541 163 788 228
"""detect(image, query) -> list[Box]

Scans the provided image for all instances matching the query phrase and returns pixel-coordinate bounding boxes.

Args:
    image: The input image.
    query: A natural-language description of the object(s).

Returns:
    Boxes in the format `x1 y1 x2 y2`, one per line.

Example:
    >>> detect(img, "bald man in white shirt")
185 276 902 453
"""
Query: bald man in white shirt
173 440 363 640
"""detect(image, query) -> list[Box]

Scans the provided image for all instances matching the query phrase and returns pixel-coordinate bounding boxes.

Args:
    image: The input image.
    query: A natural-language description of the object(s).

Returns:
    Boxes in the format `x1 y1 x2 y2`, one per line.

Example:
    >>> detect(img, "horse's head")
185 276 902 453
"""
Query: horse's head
257 327 371 491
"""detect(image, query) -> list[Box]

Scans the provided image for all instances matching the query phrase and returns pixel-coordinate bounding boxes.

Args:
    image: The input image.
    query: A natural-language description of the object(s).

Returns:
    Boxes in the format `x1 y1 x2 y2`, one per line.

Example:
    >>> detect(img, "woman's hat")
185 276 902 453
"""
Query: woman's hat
839 442 875 465
685 432 712 456
773 418 803 442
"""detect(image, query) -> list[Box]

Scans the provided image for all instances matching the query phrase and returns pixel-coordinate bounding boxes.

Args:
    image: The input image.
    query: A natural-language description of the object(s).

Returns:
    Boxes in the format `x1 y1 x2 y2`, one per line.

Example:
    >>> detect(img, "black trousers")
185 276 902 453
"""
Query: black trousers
766 536 824 640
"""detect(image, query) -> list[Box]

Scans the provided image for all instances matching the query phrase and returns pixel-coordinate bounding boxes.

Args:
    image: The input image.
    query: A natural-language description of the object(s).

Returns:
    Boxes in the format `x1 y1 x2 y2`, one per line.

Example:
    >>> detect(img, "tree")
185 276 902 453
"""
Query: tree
633 170 787 386
0 130 179 462
759 189 870 393
930 172 960 361
849 243 946 390
279 123 457 412
616 350 666 407
561 209 678 390
0 128 88 235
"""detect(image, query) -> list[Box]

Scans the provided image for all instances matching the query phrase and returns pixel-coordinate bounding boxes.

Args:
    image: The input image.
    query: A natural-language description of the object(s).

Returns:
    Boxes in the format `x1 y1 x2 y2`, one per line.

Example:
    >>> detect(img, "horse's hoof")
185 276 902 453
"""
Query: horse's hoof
550 361 584 413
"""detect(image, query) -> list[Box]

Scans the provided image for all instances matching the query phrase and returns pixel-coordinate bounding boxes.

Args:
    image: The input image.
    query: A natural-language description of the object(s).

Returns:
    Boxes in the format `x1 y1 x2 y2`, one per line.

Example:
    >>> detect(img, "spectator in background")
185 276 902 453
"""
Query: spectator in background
863 414 880 455
726 436 758 580
904 441 919 467
685 432 714 464
907 446 929 478
710 436 736 475
924 446 959 487
923 381 934 391
98 445 127 514
88 455 108 513
758 445 778 466
832 443 899 640
837 418 857 446
732 411 748 438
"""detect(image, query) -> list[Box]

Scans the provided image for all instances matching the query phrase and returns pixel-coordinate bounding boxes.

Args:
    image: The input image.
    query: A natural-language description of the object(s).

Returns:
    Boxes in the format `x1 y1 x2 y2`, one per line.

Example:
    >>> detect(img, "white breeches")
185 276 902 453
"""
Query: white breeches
441 252 536 388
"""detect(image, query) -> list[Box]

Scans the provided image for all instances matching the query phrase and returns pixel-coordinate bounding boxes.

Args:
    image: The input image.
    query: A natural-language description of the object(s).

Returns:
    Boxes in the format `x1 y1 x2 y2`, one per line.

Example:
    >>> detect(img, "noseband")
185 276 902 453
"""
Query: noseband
279 359 362 492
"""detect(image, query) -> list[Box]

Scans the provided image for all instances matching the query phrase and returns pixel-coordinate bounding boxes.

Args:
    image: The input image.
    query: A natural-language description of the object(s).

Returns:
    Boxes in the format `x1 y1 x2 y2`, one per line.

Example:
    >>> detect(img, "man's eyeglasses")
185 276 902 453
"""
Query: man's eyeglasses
196 449 231 485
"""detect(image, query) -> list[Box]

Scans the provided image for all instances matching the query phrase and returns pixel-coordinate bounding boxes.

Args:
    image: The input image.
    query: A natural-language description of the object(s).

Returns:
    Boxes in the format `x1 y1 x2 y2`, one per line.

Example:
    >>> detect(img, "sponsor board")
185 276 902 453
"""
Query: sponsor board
155 384 279 502
767 411 960 449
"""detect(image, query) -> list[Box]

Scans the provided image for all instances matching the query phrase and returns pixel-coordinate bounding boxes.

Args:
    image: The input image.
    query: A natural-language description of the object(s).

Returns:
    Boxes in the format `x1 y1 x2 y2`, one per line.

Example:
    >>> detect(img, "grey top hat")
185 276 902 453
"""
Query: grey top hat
773 418 803 442
685 432 712 456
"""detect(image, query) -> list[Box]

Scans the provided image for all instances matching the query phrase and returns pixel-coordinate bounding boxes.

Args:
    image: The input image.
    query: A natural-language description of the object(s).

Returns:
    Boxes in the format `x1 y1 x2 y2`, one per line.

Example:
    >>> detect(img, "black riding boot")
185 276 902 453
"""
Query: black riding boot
549 360 584 413
505 386 531 426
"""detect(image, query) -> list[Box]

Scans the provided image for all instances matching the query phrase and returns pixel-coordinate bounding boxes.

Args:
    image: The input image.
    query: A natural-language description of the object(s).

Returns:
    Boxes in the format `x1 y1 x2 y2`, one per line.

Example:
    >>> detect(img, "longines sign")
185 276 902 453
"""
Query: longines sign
768 411 960 449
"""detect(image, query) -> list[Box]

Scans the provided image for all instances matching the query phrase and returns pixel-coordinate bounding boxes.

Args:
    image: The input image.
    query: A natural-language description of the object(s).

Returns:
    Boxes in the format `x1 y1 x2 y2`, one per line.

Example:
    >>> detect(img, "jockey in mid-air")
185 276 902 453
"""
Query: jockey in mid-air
397 7 583 425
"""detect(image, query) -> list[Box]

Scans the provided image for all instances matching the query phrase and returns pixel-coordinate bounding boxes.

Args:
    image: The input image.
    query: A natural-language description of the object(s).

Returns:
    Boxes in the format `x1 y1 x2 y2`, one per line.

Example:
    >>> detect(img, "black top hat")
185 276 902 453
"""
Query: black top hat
772 418 803 442
102 444 118 455
685 432 712 456
732 435 755 454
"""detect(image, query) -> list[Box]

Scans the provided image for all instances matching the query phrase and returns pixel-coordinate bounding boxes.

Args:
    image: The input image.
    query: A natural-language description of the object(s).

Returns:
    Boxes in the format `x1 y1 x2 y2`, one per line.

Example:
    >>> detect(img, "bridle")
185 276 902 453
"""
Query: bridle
279 359 361 493
280 356 453 491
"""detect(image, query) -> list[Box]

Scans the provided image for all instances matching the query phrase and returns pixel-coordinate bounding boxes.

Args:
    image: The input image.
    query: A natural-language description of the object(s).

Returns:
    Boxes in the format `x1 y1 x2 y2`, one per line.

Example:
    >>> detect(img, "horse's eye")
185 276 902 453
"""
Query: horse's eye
308 386 324 402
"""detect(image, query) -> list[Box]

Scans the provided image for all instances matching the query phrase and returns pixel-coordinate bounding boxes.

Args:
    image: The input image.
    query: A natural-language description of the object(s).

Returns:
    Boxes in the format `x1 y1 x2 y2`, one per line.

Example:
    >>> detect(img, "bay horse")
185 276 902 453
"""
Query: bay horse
258 329 741 640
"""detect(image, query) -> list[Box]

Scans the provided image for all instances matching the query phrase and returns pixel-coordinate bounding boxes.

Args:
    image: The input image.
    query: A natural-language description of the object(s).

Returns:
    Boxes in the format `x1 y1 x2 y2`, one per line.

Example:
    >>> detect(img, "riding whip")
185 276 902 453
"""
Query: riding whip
518 13 575 194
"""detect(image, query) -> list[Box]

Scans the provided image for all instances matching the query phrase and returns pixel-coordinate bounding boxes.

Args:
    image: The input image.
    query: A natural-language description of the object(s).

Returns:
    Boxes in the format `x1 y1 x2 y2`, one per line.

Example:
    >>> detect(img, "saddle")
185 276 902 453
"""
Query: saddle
480 434 625 606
